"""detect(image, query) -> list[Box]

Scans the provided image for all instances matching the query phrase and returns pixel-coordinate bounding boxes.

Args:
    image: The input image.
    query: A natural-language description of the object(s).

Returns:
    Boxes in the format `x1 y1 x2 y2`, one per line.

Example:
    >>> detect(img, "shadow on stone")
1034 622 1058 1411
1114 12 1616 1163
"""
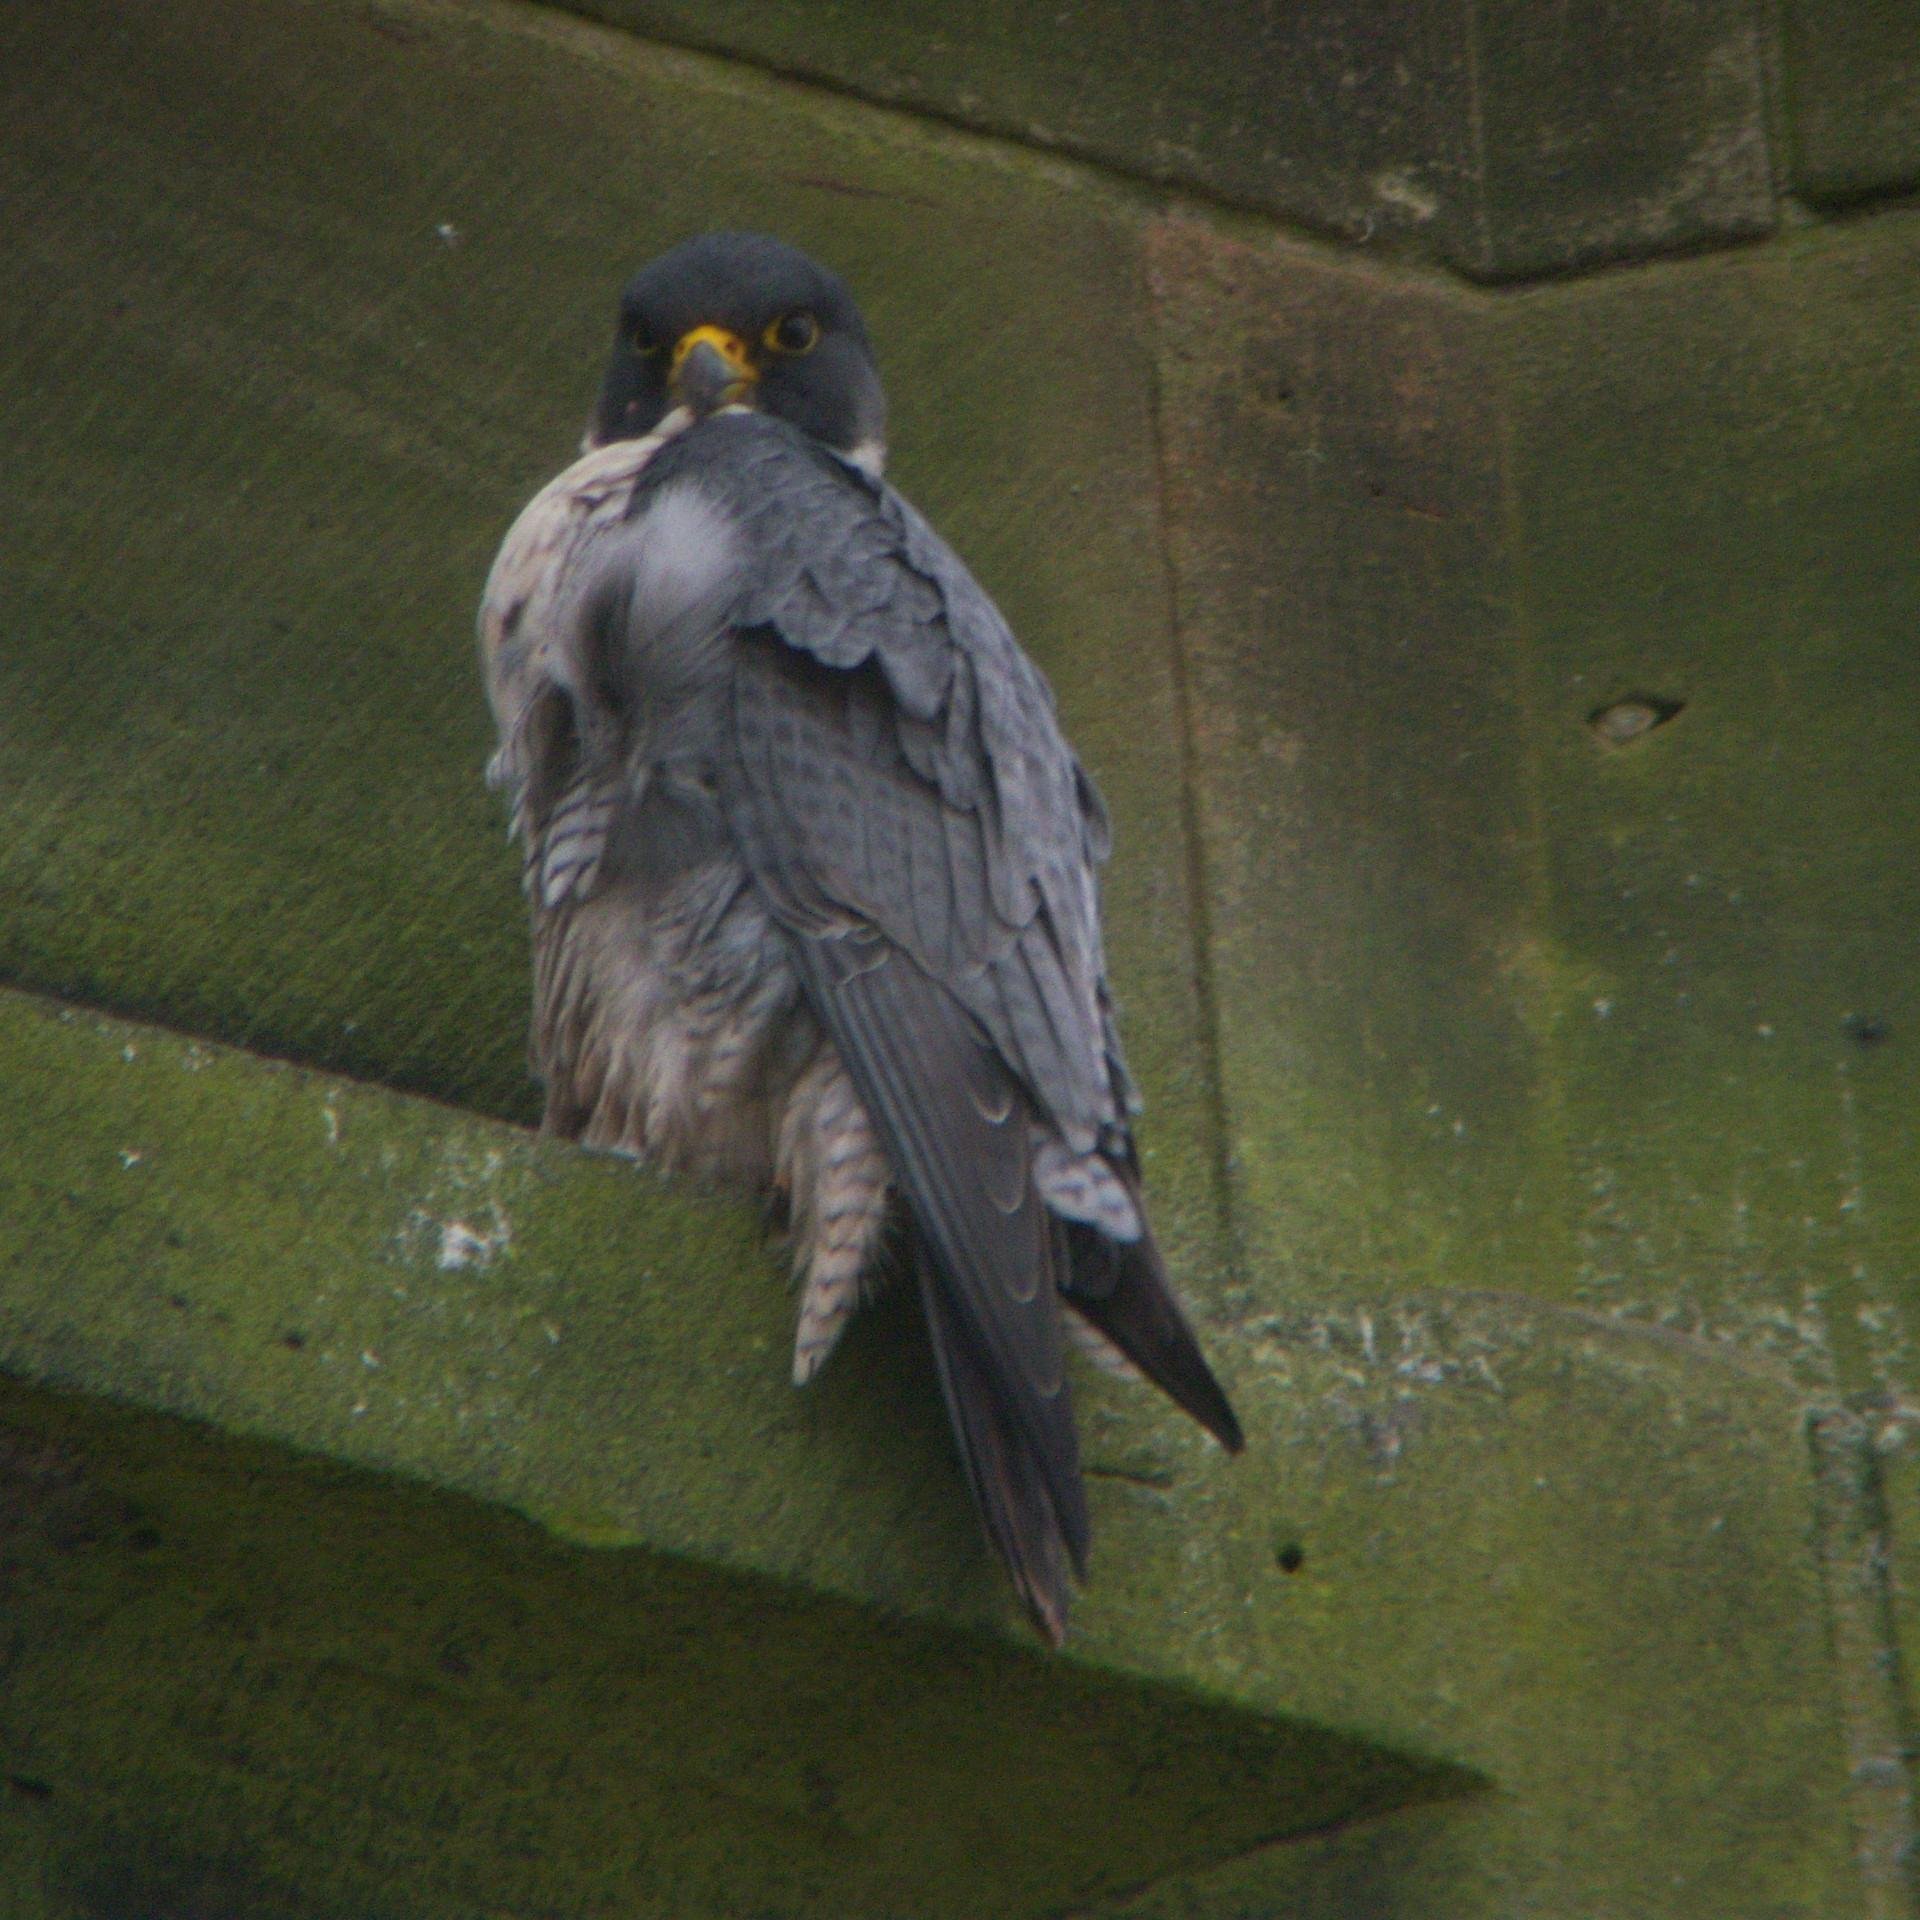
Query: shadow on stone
0 1375 1479 1920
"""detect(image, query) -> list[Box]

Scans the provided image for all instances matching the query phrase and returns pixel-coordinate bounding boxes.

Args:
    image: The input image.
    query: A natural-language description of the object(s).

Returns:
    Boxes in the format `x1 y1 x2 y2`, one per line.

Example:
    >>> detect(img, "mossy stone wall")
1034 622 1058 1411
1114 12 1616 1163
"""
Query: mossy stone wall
4 0 1919 1914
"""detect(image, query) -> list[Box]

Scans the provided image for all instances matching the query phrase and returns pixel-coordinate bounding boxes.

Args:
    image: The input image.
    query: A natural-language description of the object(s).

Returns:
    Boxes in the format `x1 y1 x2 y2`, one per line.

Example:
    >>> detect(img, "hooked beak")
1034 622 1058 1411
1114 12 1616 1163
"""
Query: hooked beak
670 325 757 416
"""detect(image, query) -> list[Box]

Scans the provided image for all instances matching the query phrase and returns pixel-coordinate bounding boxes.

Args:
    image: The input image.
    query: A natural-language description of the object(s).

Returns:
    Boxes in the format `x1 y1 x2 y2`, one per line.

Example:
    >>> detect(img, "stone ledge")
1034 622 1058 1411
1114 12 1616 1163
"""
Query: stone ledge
0 984 1861 1913
0 1375 1472 1919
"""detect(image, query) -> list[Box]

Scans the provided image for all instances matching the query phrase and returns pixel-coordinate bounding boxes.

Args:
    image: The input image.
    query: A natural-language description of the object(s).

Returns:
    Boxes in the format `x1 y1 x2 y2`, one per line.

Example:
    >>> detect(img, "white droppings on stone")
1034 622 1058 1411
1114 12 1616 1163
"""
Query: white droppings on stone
393 1143 517 1274
437 1216 511 1270
1370 167 1439 222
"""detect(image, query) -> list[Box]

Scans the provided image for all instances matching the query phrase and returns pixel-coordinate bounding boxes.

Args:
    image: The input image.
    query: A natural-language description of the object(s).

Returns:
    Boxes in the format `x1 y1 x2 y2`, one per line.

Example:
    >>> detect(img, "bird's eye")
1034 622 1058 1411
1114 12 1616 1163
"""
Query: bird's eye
766 311 820 355
631 326 661 357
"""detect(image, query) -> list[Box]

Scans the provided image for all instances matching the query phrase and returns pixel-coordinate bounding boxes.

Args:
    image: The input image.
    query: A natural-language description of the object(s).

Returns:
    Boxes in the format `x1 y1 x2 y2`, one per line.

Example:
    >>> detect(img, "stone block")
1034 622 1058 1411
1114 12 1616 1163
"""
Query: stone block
1784 0 1920 203
564 0 1776 278
1492 212 1920 1367
1143 199 1920 1378
567 0 1487 264
1141 202 1920 1910
1467 0 1775 278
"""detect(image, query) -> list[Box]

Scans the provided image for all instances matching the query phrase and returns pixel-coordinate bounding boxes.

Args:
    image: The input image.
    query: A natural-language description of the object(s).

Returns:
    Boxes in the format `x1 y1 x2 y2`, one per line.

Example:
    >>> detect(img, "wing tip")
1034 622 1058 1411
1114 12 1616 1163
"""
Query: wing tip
1211 1400 1249 1456
1062 1219 1248 1458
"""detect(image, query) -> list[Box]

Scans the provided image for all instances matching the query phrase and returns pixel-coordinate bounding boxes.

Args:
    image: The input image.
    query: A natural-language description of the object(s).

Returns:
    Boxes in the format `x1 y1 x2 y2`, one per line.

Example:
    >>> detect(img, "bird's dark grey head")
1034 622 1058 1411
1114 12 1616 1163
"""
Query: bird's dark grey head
587 232 887 470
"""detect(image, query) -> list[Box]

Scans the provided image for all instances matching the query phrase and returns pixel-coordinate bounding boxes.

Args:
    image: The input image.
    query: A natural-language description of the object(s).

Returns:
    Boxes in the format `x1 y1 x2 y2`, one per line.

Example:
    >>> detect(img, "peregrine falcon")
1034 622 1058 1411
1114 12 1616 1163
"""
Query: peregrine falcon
480 232 1242 1643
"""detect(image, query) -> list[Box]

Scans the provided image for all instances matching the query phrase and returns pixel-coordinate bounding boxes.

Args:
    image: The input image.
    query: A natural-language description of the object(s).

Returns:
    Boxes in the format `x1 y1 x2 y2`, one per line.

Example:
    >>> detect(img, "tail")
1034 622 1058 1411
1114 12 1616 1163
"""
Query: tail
1060 1219 1245 1455
784 929 1092 1645
913 1242 1089 1647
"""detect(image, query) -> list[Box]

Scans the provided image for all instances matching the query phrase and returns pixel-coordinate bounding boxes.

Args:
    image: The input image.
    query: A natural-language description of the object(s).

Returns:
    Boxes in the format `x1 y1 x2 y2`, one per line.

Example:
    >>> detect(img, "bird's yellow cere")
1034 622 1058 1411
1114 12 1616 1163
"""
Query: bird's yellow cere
669 325 757 384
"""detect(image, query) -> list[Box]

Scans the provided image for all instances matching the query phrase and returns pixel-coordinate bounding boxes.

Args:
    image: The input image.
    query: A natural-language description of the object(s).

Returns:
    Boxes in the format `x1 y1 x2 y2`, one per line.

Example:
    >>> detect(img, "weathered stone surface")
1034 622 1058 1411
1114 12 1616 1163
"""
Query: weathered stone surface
1493 210 1920 1369
0 992 1481 1915
1784 0 1920 204
1495 216 1920 1887
1144 203 1920 1910
0 1377 1455 1919
1147 201 1920 1366
566 0 1486 263
563 0 1776 278
0 988 1857 1914
1468 0 1775 278
4 0 1917 1913
1146 221 1535 1302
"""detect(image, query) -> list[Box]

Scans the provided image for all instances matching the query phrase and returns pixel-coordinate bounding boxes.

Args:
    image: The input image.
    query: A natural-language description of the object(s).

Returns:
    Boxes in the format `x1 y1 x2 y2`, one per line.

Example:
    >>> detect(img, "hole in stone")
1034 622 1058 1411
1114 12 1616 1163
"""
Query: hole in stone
1844 1014 1890 1050
1587 693 1685 748
1253 369 1295 410
1276 1542 1305 1574
8 1777 53 1801
281 1331 307 1351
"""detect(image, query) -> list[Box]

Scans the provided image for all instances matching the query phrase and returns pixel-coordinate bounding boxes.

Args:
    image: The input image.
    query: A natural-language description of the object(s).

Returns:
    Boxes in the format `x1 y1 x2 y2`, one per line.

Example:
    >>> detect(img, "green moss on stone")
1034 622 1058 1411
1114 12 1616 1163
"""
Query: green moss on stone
1146 203 1920 1378
0 1377 1473 1919
1139 208 1917 1912
1494 211 1920 1367
0 985 1862 1915
5 1 1916 1912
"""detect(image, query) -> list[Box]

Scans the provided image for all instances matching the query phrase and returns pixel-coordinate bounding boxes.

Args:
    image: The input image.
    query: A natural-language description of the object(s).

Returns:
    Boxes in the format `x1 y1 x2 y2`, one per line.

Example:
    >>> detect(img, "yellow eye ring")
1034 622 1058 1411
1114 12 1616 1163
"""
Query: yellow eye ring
765 311 820 355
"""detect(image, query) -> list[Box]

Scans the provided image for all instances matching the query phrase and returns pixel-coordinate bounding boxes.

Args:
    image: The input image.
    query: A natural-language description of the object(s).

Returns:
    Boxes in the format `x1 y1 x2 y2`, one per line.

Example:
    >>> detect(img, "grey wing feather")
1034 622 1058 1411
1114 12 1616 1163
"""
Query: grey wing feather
791 930 1086 1526
639 413 1120 1157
